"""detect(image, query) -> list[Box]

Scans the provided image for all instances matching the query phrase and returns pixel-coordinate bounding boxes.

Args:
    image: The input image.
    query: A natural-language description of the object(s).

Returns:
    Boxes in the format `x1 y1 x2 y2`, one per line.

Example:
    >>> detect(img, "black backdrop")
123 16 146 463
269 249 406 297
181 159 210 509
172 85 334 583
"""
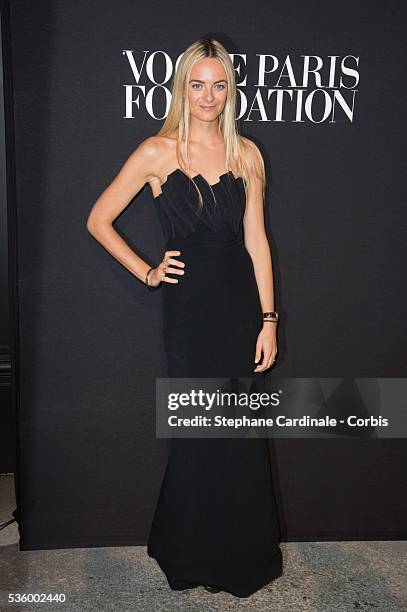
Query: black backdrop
4 0 406 550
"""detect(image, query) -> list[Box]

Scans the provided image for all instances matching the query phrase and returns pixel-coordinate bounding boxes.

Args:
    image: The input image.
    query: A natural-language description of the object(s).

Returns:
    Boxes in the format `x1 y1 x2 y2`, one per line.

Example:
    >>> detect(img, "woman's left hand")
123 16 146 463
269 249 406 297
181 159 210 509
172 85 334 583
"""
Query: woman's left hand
254 324 277 372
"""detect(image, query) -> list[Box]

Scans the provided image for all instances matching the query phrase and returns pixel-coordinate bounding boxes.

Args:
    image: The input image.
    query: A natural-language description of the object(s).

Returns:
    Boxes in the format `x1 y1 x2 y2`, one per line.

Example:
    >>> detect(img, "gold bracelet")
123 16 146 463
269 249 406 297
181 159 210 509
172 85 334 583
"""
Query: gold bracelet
145 267 154 289
263 311 279 323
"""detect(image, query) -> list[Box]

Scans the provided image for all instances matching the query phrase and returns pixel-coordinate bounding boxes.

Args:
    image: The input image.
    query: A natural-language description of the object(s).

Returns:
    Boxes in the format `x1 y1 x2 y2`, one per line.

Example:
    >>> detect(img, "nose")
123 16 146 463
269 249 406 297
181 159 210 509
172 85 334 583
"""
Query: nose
202 87 215 103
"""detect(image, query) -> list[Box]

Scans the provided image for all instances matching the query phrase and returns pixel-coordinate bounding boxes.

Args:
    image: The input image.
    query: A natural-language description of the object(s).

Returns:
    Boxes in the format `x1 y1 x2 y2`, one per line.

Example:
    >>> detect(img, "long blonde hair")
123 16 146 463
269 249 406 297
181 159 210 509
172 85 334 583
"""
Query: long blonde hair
156 37 266 208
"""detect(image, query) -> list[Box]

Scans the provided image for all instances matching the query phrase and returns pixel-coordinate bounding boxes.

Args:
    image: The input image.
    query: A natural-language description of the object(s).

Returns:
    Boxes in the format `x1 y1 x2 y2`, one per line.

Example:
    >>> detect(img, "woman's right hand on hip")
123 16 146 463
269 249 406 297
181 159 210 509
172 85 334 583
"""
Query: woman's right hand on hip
148 250 185 286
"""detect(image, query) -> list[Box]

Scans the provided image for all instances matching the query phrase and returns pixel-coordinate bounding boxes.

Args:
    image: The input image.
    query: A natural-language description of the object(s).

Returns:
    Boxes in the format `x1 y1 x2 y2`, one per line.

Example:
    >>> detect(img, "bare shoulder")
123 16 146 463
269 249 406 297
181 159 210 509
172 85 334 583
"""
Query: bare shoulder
129 134 177 185
239 136 265 179
240 136 264 165
130 135 170 171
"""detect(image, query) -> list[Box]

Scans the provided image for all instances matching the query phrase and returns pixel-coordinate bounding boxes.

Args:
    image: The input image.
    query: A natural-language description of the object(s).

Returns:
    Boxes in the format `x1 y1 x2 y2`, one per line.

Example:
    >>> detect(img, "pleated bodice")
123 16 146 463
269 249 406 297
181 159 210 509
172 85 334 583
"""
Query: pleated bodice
153 168 246 242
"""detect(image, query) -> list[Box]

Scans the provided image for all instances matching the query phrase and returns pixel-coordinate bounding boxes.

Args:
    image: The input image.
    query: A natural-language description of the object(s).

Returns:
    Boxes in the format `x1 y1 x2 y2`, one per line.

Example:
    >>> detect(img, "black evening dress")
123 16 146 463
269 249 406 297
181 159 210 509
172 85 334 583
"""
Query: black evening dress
147 168 283 598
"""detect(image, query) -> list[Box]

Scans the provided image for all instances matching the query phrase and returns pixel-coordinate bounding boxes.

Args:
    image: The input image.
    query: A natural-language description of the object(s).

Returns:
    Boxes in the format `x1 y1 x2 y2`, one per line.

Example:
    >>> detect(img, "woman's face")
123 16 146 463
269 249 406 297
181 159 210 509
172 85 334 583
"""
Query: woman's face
187 58 228 122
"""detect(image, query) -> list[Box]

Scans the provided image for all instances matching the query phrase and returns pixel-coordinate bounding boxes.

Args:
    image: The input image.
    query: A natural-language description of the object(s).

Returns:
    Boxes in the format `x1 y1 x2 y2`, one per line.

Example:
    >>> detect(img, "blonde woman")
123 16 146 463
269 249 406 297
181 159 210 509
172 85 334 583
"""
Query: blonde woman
86 37 282 598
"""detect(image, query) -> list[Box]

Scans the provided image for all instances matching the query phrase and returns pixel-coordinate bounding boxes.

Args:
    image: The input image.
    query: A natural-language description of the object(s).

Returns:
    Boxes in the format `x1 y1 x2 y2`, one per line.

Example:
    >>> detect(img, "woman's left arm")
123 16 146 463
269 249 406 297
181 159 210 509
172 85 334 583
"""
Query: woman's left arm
242 145 277 372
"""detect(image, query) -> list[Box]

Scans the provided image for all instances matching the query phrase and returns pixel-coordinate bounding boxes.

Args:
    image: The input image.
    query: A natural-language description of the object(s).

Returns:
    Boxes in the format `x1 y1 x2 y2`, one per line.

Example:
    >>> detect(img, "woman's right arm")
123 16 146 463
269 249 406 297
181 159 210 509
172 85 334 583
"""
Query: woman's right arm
86 137 184 287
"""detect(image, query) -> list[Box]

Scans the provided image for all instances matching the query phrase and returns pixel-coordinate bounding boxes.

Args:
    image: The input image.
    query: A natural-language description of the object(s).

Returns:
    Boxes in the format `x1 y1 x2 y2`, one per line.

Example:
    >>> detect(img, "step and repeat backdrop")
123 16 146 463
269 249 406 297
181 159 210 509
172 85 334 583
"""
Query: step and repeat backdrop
5 0 406 549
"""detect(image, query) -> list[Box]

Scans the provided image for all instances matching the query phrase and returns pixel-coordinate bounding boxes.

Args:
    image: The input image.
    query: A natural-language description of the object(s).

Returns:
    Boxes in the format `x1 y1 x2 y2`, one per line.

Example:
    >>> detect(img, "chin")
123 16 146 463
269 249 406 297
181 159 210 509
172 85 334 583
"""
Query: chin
199 111 219 120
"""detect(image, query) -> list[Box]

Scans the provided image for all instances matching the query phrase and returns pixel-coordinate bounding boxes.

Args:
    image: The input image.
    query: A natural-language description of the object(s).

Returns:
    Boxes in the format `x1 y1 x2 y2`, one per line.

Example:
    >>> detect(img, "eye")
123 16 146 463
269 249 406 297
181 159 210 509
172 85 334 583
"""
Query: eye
190 82 226 90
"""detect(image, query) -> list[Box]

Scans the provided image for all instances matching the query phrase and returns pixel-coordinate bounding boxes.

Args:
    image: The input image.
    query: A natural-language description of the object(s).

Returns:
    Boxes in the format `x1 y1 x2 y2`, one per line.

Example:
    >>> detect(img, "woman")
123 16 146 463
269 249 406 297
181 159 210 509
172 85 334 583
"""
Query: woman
86 37 283 598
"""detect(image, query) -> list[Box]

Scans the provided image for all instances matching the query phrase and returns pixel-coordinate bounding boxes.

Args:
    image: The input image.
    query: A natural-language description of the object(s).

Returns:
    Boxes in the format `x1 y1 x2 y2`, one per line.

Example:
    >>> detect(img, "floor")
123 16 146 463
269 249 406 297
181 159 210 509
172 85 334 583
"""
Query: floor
0 474 406 612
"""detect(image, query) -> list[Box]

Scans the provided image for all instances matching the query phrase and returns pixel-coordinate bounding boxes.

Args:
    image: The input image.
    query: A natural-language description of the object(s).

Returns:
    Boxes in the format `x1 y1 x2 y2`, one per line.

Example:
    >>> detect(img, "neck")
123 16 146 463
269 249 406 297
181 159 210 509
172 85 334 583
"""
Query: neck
187 117 223 146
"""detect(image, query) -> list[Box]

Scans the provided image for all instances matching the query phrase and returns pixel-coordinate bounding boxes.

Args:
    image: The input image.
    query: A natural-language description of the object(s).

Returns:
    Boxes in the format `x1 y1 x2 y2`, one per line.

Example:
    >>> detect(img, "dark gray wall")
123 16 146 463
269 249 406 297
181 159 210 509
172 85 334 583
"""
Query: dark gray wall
1 0 14 474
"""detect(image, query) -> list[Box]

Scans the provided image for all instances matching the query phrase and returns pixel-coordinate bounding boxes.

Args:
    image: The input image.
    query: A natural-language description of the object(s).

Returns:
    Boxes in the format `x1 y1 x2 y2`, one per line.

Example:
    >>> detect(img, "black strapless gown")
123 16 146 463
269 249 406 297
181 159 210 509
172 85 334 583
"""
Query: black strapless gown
147 169 283 598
